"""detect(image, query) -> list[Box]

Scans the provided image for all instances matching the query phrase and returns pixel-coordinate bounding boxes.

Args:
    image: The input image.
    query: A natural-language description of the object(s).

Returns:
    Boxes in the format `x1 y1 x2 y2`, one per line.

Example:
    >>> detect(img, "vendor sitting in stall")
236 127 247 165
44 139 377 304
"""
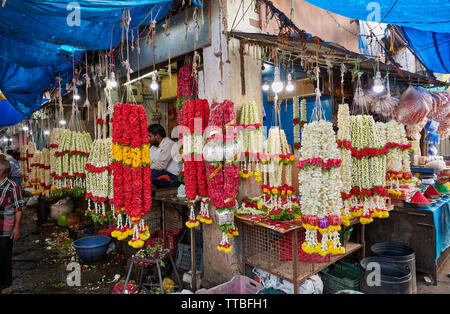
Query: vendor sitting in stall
148 124 181 189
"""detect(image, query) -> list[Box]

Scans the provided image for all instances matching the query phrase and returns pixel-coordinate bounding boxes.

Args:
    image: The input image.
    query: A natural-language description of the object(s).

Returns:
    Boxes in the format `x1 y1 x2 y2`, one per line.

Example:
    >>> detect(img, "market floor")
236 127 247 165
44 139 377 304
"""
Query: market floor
10 206 129 294
9 203 450 294
416 258 450 294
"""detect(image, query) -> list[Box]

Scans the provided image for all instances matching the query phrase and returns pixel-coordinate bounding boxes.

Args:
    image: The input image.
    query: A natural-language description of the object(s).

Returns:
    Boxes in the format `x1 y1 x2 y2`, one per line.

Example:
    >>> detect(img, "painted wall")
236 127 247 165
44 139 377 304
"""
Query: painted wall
260 0 360 53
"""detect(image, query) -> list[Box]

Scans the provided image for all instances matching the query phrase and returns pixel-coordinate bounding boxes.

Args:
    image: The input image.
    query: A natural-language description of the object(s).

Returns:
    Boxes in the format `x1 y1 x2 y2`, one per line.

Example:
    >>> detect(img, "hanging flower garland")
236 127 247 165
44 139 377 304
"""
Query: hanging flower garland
348 115 388 223
85 138 114 225
293 98 307 155
111 103 151 249
49 128 65 190
298 120 345 256
30 150 42 195
39 148 52 199
260 127 297 221
182 99 210 228
52 130 92 197
204 100 239 253
337 104 352 226
239 101 263 182
385 120 412 184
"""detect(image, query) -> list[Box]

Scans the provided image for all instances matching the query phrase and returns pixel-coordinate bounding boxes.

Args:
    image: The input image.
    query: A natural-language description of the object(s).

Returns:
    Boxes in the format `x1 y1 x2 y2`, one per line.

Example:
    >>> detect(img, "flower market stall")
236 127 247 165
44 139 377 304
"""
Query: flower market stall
1 0 450 296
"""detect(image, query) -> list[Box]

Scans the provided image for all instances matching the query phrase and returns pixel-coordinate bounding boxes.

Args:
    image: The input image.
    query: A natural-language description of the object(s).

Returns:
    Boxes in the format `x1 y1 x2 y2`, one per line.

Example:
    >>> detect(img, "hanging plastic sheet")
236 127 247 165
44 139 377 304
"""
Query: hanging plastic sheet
304 0 450 33
0 92 26 127
402 27 450 74
0 0 181 125
303 1 450 74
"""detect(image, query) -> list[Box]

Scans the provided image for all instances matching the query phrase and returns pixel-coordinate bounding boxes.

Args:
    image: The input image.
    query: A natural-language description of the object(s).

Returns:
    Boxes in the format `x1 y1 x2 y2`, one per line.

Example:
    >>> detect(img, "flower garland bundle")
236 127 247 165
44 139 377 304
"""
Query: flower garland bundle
298 120 345 256
176 64 198 109
39 148 51 198
293 98 307 155
30 150 42 195
85 138 114 224
19 146 27 184
239 101 263 182
260 127 296 221
337 104 352 226
52 130 92 196
204 100 239 253
385 120 412 184
182 99 210 228
349 115 388 223
111 103 152 249
49 128 65 189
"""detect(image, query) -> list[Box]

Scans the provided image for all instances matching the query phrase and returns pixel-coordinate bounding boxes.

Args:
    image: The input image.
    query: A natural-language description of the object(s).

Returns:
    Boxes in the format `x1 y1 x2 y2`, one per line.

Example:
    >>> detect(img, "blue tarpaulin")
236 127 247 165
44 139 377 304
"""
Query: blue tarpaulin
0 0 185 126
402 27 450 74
304 1 450 74
406 195 450 261
0 92 26 127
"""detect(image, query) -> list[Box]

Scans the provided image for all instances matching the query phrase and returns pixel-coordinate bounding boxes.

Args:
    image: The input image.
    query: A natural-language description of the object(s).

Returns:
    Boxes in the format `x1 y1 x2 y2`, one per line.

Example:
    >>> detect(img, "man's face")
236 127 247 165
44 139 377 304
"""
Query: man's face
149 133 159 146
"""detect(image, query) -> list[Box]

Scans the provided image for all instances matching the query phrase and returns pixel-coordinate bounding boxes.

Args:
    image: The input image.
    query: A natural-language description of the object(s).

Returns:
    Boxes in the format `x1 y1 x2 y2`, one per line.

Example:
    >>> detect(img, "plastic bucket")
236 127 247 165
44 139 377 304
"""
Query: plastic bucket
360 256 412 294
371 242 417 294
72 235 111 262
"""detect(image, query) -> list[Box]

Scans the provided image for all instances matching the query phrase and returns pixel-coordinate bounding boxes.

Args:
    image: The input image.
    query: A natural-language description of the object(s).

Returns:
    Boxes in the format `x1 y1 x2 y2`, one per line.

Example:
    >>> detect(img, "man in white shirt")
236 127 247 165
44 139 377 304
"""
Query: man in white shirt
148 124 181 188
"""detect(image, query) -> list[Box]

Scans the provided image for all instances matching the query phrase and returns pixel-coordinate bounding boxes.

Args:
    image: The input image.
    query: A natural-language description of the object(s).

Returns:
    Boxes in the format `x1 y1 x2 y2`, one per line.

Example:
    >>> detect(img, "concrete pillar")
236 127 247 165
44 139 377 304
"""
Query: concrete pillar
198 0 263 287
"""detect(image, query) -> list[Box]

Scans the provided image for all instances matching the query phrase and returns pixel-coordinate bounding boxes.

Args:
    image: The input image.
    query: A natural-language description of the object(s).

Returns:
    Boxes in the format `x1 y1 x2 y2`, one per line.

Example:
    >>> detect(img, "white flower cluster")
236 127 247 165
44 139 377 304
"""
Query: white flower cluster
350 115 385 189
49 128 65 181
55 130 92 189
239 101 263 155
39 148 51 197
298 120 342 218
86 138 114 201
337 104 352 194
266 127 283 187
385 120 404 172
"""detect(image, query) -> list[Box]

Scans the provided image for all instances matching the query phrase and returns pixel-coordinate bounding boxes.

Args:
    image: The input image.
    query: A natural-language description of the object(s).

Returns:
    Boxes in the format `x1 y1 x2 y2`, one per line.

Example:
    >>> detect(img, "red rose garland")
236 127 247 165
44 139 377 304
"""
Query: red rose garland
182 99 210 228
205 100 239 253
111 103 151 248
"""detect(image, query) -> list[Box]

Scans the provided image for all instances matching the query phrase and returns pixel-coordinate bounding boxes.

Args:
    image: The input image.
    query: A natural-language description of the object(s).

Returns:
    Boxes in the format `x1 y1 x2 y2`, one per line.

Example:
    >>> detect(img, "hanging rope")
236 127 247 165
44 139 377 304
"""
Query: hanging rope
340 63 347 104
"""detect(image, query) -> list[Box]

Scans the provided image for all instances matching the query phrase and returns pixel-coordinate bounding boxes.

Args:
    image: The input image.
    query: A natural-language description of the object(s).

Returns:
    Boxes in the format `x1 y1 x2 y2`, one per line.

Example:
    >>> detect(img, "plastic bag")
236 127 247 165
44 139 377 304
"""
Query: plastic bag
299 275 323 294
395 85 431 125
370 75 399 118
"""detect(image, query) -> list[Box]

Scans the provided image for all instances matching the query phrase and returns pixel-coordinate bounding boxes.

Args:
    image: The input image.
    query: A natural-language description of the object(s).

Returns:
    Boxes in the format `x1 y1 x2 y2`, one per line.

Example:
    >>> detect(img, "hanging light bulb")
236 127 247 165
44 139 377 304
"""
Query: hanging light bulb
22 126 29 131
73 93 80 100
3 137 8 143
262 78 270 91
59 120 66 126
286 73 295 92
372 70 384 93
271 66 284 93
44 130 50 136
108 72 118 89
150 73 158 91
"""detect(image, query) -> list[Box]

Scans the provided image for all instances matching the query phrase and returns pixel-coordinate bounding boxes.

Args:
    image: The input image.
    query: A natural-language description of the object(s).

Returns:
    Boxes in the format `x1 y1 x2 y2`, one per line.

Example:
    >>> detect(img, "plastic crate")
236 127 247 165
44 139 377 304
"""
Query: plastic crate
196 275 263 294
175 242 204 272
320 261 360 294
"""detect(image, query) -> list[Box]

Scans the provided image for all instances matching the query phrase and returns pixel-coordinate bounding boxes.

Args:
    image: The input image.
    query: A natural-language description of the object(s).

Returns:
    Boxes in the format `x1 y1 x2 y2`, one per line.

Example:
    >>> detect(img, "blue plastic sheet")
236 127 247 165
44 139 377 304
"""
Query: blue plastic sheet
304 1 450 74
0 93 26 127
418 195 450 261
0 0 178 125
402 27 450 74
304 1 450 33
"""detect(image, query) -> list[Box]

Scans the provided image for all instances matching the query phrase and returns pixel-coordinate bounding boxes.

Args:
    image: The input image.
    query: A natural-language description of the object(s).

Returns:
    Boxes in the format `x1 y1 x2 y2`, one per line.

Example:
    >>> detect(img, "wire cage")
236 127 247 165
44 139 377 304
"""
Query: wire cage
240 220 363 294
